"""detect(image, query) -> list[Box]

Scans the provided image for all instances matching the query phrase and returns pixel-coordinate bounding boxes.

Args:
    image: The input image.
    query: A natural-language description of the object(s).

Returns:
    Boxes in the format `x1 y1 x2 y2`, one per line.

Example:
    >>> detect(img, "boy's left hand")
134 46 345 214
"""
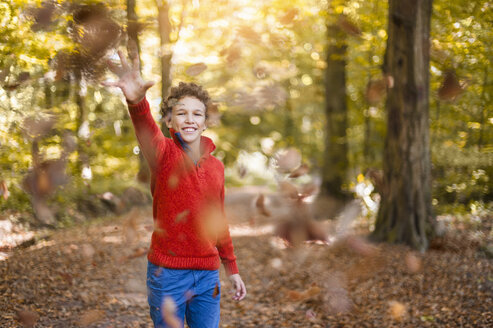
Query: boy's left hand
228 274 247 301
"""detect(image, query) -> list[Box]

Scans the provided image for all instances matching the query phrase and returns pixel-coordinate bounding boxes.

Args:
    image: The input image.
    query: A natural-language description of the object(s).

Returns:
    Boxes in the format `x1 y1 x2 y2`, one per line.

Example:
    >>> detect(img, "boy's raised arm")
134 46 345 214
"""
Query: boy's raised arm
102 45 166 171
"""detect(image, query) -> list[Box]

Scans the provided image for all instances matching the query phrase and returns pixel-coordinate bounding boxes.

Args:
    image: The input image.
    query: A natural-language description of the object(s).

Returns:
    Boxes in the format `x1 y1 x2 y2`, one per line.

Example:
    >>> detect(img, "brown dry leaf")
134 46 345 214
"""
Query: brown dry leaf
199 204 224 242
168 174 179 189
0 181 9 200
212 283 220 298
275 148 302 173
256 194 271 217
280 8 299 25
175 209 190 223
162 297 181 328
438 70 464 101
365 79 387 104
345 236 378 257
81 243 95 260
237 165 247 178
186 63 207 76
125 247 148 260
279 181 299 199
237 26 260 43
16 308 39 327
299 182 318 199
388 301 407 321
122 209 139 244
286 284 321 302
405 252 422 273
79 309 105 326
22 115 57 139
288 164 310 178
337 15 361 37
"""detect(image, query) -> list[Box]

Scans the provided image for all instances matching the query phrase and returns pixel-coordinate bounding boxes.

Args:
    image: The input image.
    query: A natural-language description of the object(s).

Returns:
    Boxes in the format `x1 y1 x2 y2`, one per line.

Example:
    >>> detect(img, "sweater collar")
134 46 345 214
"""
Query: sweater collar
169 128 216 159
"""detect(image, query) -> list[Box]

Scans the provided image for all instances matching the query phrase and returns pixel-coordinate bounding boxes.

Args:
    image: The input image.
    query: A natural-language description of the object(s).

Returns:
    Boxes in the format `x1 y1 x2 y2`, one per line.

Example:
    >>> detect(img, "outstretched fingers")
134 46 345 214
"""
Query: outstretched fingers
101 80 120 88
117 50 130 71
106 59 123 76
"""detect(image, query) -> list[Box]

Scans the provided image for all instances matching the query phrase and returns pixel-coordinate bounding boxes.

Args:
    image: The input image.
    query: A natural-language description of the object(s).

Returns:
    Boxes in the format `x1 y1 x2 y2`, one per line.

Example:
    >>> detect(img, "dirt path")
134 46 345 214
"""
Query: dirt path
1 191 492 327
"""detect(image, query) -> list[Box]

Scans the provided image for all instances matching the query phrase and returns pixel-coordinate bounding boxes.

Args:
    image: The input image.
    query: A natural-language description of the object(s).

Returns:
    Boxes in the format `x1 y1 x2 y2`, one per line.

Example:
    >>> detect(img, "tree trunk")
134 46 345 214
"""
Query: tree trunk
157 0 173 136
321 24 350 200
371 0 435 252
127 0 150 183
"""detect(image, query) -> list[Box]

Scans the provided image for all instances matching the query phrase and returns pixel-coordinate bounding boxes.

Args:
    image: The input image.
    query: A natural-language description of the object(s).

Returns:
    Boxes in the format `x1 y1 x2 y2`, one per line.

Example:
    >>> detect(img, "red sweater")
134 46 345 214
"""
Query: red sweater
128 97 238 275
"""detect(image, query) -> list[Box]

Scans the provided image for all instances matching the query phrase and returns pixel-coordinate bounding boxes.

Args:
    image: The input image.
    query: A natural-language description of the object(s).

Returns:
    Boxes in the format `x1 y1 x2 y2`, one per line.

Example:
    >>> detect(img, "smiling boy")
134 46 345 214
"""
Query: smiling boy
103 49 246 328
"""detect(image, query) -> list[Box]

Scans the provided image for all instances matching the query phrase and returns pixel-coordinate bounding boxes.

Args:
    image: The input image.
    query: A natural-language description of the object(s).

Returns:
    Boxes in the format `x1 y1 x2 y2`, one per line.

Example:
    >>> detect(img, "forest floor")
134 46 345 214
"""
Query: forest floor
1 187 492 327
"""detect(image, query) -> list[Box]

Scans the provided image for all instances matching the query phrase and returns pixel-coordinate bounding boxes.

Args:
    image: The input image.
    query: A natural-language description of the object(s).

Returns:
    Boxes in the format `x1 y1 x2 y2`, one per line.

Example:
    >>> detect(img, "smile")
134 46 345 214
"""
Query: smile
182 127 197 132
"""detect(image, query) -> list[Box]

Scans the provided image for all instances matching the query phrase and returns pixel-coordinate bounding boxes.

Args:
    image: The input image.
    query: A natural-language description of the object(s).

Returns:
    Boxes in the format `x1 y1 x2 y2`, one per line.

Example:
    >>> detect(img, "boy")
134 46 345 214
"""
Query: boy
103 49 246 328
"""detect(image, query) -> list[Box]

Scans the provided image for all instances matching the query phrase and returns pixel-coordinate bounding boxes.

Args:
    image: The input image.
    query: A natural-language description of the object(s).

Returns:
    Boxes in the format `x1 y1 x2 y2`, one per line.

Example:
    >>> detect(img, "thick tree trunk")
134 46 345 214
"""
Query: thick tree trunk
371 0 435 251
127 0 150 183
321 24 350 200
157 0 173 136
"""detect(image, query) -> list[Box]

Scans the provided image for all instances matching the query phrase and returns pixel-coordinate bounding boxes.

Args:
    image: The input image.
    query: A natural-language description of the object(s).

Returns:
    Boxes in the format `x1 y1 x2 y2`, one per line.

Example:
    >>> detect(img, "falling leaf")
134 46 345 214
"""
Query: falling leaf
256 194 271 217
286 284 321 302
237 165 247 178
175 209 190 223
345 236 377 257
279 181 299 200
237 26 260 43
79 309 105 326
186 63 208 76
16 308 39 328
212 283 220 298
438 70 464 101
81 243 95 260
258 84 288 107
0 181 9 200
125 247 148 260
270 258 282 269
388 301 407 321
22 115 57 139
337 15 361 37
162 297 181 328
275 148 302 173
280 8 299 25
365 79 387 104
168 175 179 189
299 182 318 199
288 164 310 178
405 252 422 273
122 208 140 244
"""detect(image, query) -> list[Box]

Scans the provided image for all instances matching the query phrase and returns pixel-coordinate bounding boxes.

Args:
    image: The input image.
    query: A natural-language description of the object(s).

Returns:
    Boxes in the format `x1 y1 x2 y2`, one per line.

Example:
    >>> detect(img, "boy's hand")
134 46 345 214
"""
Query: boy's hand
102 40 155 104
228 274 246 301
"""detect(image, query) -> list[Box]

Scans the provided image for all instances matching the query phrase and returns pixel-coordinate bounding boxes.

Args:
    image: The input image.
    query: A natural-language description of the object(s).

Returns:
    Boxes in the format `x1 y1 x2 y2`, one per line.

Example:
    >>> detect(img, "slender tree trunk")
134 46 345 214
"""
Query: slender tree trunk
322 24 350 200
478 66 488 150
157 0 173 136
371 0 435 251
127 0 150 183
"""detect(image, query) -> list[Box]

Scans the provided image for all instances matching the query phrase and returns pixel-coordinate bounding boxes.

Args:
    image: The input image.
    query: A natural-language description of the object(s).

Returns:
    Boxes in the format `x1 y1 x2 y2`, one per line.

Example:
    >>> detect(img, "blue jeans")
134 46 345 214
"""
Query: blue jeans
147 261 221 328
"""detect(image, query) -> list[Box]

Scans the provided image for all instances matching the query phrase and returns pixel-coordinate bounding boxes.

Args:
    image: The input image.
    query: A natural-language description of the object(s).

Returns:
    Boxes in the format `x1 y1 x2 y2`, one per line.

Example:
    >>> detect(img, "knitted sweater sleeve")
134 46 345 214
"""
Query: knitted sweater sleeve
127 97 168 172
217 183 239 276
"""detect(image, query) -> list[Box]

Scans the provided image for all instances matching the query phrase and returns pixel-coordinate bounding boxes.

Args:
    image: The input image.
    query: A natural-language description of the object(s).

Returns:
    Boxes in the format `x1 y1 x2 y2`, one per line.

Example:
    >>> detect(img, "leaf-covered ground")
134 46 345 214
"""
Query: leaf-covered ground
1 192 492 327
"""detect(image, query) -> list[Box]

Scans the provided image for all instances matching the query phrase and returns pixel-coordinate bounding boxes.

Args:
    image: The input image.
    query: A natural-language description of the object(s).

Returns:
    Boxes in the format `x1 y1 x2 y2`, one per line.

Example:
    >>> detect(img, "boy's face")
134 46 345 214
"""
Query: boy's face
166 96 207 146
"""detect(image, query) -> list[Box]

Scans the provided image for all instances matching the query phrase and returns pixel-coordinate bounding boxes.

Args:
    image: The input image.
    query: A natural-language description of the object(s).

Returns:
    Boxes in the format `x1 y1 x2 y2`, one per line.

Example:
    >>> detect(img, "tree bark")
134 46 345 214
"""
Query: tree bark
322 24 350 200
127 0 150 183
371 0 435 251
157 0 173 136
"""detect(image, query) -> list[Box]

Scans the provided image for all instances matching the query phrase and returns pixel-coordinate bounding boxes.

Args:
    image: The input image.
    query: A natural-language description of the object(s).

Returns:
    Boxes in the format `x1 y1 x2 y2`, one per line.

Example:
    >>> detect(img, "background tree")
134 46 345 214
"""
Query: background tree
371 0 435 251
